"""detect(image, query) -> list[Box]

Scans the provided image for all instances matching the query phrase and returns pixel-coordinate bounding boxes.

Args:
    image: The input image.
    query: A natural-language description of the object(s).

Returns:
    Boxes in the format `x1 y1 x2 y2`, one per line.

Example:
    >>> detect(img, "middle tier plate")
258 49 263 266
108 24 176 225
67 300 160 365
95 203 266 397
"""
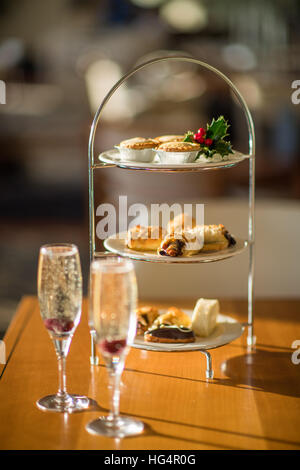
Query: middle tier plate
103 232 248 264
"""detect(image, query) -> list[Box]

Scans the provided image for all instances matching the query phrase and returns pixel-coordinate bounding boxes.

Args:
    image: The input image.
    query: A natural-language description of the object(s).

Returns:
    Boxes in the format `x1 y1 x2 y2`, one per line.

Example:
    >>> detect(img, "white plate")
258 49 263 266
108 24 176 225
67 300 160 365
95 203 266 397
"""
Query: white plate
131 311 244 352
98 149 250 171
103 232 248 264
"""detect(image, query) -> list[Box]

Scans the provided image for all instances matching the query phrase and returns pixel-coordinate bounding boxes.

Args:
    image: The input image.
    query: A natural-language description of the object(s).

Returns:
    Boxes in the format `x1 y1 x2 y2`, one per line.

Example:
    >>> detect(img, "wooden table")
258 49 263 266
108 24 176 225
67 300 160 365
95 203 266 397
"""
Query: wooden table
0 296 300 450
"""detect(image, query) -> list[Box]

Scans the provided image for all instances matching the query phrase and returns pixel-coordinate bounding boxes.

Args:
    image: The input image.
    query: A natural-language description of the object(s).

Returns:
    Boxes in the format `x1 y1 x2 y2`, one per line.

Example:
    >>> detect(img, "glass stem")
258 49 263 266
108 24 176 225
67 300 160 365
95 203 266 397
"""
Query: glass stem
52 336 72 401
108 369 121 422
57 354 68 400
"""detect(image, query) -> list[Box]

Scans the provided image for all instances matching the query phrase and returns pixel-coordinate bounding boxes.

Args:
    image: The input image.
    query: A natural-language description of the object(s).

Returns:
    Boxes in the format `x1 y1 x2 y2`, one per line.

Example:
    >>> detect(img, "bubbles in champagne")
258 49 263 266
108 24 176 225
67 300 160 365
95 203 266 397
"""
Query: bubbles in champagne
90 259 137 354
38 245 82 337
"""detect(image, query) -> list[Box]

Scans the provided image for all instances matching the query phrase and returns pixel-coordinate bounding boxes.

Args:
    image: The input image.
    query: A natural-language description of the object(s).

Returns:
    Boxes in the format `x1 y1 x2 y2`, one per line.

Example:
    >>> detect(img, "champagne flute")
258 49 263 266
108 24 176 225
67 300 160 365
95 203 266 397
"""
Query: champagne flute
37 243 90 413
86 257 144 437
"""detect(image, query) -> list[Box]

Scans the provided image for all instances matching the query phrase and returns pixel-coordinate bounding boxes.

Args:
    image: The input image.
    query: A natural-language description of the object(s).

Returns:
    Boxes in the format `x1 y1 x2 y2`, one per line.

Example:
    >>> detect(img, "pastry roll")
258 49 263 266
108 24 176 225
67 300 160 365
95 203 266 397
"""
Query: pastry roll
158 228 202 257
158 233 185 257
136 306 159 335
153 307 192 328
202 224 236 252
167 213 196 235
158 224 235 257
127 225 166 252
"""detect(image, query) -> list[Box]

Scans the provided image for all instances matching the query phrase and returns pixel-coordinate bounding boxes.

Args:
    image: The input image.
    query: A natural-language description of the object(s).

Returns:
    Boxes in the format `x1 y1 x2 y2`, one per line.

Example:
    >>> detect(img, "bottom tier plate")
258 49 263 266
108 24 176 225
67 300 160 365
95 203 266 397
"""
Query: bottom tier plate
131 312 244 352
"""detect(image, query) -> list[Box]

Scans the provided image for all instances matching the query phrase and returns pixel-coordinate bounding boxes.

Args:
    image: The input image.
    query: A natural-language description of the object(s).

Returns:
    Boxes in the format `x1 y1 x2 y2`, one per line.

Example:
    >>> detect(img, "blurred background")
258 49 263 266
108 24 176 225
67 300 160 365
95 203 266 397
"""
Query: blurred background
0 0 300 337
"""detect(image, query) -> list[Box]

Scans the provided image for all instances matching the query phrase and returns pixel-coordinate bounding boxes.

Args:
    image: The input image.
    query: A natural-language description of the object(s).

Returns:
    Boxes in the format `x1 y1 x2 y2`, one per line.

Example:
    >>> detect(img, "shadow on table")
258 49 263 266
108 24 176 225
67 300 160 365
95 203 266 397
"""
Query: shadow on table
217 347 300 398
139 422 240 450
122 417 300 450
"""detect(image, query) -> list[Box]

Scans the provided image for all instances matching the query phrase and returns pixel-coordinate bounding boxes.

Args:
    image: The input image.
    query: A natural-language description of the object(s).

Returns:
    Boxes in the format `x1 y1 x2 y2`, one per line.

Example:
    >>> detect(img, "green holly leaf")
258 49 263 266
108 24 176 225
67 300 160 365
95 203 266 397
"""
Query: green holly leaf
213 139 233 156
186 115 233 160
195 147 215 160
206 116 230 141
183 131 194 143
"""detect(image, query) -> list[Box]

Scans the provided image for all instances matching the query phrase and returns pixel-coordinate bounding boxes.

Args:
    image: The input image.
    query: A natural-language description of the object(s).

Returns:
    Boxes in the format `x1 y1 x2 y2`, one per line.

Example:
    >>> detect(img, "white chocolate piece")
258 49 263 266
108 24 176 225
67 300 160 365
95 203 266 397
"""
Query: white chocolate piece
191 298 219 337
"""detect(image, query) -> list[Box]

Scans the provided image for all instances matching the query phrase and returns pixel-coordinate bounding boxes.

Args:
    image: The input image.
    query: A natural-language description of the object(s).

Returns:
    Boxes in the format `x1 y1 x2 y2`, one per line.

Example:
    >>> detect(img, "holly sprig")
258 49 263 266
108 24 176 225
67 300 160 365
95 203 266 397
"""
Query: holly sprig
184 116 233 159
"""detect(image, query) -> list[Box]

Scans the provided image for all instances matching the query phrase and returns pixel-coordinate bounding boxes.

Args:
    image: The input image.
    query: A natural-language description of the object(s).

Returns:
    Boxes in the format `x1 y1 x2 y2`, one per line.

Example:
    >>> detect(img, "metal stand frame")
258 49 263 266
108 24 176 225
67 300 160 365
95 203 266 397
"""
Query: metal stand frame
87 56 256 377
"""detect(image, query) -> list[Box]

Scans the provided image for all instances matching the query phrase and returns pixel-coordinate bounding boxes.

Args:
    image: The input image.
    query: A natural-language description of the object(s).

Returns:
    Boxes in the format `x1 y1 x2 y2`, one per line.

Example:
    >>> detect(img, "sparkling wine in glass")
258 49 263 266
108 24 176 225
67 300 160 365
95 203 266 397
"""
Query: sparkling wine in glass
37 243 91 412
86 257 144 438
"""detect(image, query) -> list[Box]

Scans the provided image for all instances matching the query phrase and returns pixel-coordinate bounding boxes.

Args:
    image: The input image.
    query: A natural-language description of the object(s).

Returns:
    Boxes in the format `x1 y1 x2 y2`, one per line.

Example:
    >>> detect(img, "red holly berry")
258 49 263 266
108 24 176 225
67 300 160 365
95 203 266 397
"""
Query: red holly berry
194 133 205 144
197 128 206 137
205 138 213 146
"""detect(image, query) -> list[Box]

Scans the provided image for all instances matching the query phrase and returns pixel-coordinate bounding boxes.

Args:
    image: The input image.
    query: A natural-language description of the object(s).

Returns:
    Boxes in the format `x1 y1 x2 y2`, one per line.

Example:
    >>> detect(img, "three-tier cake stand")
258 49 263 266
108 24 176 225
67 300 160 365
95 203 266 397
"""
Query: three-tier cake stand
87 56 255 379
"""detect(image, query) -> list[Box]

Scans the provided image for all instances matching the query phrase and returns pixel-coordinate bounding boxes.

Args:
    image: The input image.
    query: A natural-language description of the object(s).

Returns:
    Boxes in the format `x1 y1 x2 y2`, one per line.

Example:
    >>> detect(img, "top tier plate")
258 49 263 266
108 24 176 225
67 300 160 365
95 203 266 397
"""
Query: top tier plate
97 149 250 172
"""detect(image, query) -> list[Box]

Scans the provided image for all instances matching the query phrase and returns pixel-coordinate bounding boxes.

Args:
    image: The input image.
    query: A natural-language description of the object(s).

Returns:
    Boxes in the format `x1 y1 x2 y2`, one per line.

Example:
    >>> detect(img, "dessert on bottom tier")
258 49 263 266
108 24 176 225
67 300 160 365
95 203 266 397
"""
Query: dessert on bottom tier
136 298 219 343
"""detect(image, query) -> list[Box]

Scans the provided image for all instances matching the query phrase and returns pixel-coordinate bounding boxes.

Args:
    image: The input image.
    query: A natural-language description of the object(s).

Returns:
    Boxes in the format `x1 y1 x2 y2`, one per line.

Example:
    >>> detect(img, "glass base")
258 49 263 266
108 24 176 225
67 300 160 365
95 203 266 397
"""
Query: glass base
86 416 144 438
36 394 91 413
